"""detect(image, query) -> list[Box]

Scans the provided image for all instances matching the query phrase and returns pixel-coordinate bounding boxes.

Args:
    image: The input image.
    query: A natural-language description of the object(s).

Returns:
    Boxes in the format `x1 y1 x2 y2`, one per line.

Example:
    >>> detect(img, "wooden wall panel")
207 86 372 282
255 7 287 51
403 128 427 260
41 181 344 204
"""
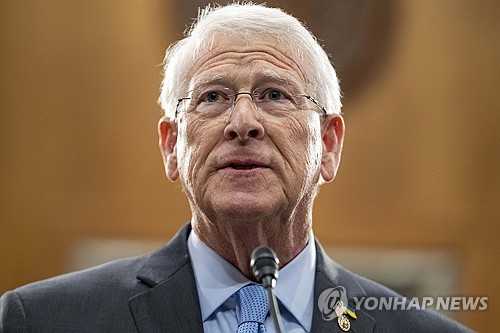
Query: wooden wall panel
1 0 498 330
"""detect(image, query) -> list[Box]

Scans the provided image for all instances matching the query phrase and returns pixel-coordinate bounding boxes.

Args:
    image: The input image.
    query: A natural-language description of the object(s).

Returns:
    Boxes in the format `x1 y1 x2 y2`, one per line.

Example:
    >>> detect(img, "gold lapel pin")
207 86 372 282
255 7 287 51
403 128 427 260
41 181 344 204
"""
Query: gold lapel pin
338 314 351 331
333 299 356 331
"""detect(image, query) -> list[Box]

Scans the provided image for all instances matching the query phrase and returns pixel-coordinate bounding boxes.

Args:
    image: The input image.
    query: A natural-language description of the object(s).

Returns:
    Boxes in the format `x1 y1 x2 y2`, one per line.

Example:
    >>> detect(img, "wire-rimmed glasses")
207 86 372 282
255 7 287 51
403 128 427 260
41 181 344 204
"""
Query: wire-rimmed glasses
174 86 328 121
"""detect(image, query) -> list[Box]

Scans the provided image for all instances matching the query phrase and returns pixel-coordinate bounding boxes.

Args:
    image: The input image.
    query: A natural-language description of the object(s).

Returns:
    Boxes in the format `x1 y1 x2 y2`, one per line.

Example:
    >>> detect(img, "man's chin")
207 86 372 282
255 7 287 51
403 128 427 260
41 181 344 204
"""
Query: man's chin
209 195 280 222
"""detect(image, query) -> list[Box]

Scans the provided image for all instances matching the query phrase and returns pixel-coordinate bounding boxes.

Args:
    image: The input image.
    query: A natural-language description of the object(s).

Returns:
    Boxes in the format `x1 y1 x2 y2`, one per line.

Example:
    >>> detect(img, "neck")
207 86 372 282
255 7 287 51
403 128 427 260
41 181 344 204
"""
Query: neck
191 203 313 280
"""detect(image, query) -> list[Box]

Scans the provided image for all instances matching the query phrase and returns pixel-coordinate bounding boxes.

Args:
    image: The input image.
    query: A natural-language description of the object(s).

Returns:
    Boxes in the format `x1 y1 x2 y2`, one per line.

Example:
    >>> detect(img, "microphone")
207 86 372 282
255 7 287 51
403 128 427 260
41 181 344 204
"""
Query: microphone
250 246 285 333
251 246 280 288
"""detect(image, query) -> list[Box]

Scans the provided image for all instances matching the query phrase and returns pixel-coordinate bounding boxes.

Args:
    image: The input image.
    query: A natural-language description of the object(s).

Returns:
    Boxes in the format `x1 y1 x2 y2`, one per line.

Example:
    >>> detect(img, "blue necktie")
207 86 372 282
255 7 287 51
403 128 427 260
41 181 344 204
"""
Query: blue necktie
236 284 269 333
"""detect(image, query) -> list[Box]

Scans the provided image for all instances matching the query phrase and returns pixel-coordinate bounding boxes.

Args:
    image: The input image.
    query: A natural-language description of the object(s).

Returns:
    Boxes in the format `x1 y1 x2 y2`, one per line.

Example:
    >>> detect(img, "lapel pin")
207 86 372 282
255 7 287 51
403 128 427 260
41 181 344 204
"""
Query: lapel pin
333 299 357 331
337 314 351 331
345 304 357 319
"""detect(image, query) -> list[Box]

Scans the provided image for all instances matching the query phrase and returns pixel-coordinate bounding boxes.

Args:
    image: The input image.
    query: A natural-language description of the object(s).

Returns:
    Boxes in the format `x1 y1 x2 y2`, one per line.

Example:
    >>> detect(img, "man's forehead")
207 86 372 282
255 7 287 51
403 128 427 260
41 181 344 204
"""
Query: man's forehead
186 34 308 85
189 69 304 90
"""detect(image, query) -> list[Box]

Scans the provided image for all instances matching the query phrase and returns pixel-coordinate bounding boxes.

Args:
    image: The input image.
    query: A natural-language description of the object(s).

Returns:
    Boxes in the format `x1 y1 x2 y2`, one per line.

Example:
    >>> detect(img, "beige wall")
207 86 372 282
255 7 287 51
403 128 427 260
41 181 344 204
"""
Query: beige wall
1 1 498 331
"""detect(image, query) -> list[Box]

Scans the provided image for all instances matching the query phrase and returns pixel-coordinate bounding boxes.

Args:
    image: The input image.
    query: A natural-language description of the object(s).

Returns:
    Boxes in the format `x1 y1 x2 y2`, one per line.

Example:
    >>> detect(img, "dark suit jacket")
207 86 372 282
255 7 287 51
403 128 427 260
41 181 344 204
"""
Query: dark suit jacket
1 224 472 332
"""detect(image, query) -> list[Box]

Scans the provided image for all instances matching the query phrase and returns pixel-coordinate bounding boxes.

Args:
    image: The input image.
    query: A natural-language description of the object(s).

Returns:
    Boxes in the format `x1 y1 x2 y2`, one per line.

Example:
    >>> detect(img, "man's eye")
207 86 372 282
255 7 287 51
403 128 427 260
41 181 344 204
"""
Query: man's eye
266 90 283 101
204 91 220 103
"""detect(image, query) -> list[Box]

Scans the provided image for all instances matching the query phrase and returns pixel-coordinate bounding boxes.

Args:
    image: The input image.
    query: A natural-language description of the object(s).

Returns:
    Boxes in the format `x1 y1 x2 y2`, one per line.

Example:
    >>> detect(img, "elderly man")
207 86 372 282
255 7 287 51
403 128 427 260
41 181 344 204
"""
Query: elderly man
1 3 472 333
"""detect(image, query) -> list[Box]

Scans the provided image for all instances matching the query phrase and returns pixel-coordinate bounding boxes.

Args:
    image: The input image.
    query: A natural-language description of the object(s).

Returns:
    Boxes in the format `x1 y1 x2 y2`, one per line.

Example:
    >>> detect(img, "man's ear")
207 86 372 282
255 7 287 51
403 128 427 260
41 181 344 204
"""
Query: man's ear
321 114 345 183
158 117 179 181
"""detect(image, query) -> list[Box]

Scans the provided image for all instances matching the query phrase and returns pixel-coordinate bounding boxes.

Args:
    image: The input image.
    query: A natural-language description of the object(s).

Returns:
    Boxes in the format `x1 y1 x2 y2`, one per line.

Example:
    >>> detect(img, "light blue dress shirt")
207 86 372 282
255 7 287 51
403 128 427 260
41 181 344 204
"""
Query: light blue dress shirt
187 230 316 333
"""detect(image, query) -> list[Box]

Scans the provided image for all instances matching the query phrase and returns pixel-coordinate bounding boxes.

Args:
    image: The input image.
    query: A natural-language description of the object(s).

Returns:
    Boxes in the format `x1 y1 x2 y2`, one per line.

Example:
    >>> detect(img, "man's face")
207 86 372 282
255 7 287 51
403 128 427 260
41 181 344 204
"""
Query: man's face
160 36 343 224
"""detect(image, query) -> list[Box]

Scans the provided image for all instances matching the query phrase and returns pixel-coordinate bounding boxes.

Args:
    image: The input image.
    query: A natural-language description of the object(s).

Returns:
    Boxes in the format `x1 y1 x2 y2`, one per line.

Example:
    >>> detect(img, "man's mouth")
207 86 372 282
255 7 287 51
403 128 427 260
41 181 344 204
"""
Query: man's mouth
228 163 263 170
219 160 270 171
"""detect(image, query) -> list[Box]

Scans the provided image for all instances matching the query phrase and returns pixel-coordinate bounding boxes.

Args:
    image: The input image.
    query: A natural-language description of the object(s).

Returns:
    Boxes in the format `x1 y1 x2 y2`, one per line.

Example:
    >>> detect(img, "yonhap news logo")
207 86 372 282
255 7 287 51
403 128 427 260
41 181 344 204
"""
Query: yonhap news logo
318 286 488 316
318 286 349 321
351 295 488 311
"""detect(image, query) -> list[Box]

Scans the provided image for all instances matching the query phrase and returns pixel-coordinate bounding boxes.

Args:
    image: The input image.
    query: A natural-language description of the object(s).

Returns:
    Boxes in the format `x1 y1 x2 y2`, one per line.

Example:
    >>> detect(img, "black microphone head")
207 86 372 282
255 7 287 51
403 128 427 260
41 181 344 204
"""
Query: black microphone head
250 246 280 288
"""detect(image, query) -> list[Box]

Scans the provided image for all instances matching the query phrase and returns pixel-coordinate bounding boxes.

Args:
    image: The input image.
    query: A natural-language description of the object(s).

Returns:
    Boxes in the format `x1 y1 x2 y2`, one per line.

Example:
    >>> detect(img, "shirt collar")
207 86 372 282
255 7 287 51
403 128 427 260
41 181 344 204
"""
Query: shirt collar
187 229 316 331
274 232 316 331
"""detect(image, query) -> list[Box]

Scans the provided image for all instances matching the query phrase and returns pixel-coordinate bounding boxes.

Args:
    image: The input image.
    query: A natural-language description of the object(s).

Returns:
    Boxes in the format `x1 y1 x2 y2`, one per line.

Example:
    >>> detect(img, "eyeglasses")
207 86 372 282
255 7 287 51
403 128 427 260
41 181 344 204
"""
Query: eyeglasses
174 86 328 121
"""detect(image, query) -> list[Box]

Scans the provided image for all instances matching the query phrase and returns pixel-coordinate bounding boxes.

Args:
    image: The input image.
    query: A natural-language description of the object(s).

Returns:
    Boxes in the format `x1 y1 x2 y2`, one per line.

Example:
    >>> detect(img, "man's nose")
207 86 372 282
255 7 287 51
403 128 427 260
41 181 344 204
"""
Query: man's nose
223 95 265 142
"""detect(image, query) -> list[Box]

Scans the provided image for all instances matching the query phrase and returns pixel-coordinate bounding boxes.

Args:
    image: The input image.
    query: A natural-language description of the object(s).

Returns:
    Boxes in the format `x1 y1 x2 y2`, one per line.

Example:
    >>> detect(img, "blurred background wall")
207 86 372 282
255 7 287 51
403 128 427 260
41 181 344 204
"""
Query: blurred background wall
0 0 498 331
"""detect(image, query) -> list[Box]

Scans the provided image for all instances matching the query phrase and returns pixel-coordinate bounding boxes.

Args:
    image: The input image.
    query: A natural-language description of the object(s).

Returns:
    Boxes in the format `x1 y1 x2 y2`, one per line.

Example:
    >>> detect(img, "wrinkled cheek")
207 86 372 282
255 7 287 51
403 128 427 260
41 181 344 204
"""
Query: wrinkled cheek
175 141 191 188
176 127 211 202
299 142 322 184
296 118 323 167
307 128 323 169
300 122 323 186
175 127 197 191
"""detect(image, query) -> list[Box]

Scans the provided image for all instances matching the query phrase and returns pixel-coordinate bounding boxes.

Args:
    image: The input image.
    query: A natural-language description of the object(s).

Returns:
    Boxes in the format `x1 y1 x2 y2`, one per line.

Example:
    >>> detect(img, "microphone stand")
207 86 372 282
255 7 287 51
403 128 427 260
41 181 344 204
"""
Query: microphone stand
263 277 285 333
251 247 285 333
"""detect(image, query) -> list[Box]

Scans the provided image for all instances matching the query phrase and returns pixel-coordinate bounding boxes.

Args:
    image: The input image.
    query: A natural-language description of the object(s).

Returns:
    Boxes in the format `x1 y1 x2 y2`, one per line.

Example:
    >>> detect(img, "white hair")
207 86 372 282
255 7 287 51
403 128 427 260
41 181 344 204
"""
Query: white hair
158 2 342 119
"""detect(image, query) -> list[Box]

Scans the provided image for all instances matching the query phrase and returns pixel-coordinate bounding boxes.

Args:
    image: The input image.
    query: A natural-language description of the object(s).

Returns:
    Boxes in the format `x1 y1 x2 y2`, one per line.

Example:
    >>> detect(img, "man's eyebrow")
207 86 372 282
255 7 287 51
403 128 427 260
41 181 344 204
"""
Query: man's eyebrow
190 73 231 89
189 70 304 91
254 70 303 90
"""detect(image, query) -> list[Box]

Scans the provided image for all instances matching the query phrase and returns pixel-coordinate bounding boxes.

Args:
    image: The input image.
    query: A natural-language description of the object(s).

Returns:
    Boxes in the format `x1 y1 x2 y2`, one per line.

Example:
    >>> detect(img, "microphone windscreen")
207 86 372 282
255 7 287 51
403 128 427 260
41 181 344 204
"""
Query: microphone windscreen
250 246 280 287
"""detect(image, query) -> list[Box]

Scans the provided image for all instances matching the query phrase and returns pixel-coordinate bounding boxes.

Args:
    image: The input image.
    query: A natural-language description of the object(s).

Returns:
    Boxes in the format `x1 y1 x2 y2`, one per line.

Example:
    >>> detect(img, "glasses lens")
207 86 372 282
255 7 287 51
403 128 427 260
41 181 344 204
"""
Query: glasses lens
178 84 325 117
187 88 233 115
253 87 305 115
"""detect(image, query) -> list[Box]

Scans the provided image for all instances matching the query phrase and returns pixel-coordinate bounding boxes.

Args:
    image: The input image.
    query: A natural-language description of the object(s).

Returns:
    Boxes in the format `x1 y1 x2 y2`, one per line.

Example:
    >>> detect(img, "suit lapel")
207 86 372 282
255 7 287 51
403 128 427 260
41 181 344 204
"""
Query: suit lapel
128 224 204 333
128 225 376 332
311 241 376 333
